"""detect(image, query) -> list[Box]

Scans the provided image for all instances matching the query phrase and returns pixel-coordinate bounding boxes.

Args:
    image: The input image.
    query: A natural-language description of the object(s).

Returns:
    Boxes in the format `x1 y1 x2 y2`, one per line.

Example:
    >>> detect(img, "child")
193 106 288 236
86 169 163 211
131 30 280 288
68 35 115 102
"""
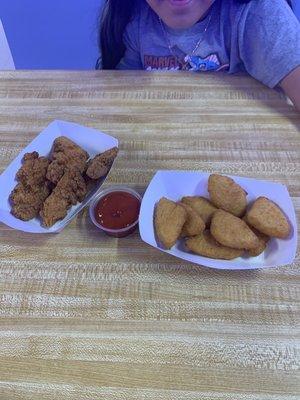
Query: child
99 0 300 110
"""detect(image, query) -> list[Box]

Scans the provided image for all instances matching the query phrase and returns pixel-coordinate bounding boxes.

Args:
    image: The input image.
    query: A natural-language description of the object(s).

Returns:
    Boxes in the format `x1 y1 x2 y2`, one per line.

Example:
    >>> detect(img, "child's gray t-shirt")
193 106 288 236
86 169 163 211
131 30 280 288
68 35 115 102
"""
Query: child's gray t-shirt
117 0 300 88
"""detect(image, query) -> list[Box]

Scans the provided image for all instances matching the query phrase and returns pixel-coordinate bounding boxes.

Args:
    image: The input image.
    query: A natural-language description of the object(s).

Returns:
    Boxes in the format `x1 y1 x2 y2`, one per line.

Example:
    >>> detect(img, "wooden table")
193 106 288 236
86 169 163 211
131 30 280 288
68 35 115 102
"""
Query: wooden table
0 71 299 400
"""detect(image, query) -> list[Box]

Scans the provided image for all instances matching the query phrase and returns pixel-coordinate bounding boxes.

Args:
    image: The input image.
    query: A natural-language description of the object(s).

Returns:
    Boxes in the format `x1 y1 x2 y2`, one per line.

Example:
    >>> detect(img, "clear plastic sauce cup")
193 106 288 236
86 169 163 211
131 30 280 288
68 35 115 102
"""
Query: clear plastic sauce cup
89 186 142 238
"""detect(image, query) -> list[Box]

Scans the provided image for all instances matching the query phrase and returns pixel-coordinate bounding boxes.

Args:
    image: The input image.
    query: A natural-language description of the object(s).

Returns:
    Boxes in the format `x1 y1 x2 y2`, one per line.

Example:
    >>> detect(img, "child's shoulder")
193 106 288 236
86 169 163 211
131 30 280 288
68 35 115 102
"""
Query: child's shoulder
237 0 293 18
225 0 296 35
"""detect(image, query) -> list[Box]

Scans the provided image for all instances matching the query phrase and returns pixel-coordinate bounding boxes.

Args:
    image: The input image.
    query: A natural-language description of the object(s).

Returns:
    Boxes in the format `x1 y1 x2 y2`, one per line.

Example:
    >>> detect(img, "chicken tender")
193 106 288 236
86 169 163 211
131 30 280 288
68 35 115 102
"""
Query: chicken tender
154 197 187 249
181 196 217 226
40 168 87 227
16 151 50 187
10 152 51 221
208 174 247 217
10 182 51 221
246 197 291 239
186 231 243 260
46 136 89 184
86 147 118 180
179 202 205 237
40 195 69 228
211 209 259 250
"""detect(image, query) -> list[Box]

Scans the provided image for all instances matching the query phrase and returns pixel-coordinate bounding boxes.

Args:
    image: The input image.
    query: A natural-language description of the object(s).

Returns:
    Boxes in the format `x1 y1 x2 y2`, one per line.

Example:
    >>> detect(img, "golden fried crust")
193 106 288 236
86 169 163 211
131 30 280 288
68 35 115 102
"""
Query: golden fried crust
40 169 87 228
248 233 269 257
208 174 247 217
46 136 89 184
181 196 217 226
10 152 51 221
211 210 260 250
10 182 51 221
243 215 270 257
40 196 69 228
86 147 118 180
246 197 291 239
186 231 243 260
16 152 50 187
179 202 205 237
154 197 187 249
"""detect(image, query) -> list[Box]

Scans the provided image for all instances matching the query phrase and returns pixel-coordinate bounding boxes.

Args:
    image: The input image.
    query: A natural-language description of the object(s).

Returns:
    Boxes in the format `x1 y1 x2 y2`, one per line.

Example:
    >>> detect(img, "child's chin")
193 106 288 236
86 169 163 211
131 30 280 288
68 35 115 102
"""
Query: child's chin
162 16 198 30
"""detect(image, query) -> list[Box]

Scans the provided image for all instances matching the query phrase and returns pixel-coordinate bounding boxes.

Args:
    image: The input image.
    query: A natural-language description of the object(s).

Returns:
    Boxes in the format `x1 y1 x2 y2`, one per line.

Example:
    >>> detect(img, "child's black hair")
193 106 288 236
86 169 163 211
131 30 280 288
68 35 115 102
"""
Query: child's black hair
98 0 292 70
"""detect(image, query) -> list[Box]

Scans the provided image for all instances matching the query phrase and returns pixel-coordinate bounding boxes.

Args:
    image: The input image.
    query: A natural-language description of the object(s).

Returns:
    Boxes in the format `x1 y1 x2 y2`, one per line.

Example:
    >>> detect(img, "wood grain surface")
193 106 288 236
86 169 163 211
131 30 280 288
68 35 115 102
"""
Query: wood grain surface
0 71 299 400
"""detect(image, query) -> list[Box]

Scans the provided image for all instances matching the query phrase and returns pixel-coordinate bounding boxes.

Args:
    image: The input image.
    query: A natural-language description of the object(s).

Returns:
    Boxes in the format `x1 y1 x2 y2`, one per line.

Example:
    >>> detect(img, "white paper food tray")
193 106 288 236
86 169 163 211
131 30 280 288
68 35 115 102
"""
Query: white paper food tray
139 171 297 270
0 120 118 233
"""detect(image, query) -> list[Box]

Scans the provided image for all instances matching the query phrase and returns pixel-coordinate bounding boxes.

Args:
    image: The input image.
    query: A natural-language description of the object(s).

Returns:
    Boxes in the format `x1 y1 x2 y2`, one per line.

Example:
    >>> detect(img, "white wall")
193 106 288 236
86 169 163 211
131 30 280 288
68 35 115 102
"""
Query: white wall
0 19 15 70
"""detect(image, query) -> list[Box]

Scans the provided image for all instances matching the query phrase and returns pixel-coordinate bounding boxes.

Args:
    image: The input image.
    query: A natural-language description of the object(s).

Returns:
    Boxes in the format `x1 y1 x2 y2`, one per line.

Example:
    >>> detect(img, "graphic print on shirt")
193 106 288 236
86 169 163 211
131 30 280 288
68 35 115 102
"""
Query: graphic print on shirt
144 47 229 72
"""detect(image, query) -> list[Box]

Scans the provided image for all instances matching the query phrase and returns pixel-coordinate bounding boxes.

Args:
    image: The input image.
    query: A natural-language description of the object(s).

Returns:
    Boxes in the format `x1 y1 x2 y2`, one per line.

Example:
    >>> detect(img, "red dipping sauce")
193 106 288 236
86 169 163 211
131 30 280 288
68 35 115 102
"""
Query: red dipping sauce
90 188 141 237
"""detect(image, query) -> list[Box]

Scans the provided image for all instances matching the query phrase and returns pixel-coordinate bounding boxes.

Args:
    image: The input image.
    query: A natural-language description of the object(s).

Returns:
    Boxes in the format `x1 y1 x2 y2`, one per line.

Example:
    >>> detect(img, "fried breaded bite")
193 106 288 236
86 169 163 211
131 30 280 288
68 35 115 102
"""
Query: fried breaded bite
10 182 51 221
40 168 87 227
211 210 259 250
186 231 243 260
154 197 187 249
179 202 205 237
243 215 270 257
46 136 89 184
10 152 51 221
246 197 291 239
181 196 217 226
86 147 118 180
208 174 247 217
16 151 50 187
